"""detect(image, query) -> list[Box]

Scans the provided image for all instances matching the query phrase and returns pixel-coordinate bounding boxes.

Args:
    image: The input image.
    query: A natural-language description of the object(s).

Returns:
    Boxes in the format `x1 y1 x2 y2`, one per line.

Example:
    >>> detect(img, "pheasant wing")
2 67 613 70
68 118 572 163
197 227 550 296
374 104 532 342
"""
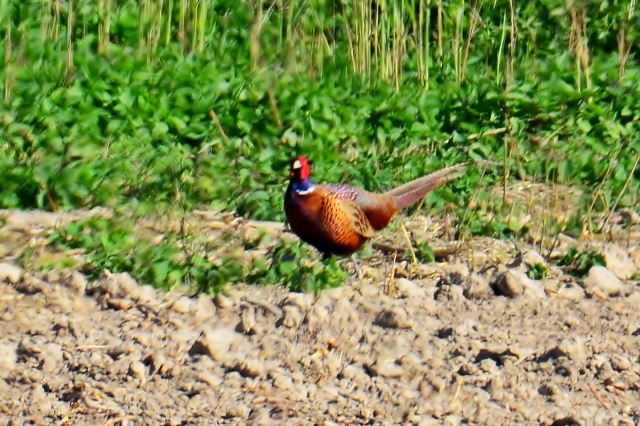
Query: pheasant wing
320 183 377 239
339 199 377 238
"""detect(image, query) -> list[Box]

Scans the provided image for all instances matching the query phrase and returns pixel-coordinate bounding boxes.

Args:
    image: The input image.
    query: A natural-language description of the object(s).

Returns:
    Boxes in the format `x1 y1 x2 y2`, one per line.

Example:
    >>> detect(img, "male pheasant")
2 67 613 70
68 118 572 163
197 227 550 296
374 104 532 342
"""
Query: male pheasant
284 156 470 272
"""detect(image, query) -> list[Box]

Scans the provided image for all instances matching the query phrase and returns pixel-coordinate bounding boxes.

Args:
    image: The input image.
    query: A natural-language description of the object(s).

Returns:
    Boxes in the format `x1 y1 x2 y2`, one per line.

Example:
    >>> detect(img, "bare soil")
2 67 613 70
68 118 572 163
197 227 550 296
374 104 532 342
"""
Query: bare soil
1 204 640 426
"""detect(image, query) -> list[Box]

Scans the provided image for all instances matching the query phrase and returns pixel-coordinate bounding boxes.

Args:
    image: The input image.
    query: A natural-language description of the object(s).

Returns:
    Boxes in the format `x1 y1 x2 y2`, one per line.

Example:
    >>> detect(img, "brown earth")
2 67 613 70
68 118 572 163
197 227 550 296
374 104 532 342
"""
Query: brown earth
0 201 640 426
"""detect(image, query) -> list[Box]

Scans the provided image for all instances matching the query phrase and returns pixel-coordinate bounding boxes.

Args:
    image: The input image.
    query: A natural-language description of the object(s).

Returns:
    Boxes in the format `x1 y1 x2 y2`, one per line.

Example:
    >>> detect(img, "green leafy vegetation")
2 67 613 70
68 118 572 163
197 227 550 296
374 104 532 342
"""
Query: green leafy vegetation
46 216 226 292
2 0 639 292
32 214 348 295
527 262 548 281
556 247 606 277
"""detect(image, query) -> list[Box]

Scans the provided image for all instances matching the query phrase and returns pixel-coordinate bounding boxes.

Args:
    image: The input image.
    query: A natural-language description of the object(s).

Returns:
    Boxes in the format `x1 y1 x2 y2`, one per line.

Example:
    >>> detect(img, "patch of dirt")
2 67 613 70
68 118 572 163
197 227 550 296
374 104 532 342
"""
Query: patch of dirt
0 206 640 425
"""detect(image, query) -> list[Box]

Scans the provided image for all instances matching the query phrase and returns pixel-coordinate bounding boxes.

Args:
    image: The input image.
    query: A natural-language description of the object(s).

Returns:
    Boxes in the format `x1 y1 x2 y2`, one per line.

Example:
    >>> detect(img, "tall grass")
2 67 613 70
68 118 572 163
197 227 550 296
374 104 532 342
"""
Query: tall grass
2 0 637 93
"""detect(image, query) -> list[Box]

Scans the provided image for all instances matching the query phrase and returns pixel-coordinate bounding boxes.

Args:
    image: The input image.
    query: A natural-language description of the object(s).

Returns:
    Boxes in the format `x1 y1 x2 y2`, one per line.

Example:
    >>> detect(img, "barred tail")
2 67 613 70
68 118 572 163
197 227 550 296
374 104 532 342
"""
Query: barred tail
386 162 470 211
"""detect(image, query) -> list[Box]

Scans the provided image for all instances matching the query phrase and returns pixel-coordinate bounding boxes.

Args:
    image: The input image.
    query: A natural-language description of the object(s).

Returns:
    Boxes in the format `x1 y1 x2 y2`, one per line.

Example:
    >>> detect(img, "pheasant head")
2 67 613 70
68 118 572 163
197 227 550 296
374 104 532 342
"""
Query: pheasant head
288 156 315 195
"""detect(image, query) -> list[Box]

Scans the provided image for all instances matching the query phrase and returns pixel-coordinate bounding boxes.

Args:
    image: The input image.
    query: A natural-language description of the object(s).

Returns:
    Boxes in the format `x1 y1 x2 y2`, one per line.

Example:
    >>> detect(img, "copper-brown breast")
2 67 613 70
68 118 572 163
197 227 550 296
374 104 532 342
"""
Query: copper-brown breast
284 185 368 256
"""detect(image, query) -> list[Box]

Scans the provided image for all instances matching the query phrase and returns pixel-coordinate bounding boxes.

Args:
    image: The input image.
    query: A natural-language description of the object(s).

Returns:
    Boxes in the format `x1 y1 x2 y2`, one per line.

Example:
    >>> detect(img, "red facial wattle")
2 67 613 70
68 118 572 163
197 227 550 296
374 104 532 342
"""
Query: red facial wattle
298 159 310 180
290 156 311 181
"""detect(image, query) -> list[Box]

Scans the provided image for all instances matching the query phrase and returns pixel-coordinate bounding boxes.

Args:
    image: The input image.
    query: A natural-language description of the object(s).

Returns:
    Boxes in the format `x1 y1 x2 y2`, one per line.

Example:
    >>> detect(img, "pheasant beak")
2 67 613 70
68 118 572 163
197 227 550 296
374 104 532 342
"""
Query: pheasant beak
290 159 302 178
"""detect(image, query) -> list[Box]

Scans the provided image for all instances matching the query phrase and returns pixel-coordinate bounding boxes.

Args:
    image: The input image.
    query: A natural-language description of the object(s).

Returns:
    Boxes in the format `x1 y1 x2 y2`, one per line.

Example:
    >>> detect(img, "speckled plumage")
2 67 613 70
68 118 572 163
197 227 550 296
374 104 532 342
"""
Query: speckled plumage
284 156 469 258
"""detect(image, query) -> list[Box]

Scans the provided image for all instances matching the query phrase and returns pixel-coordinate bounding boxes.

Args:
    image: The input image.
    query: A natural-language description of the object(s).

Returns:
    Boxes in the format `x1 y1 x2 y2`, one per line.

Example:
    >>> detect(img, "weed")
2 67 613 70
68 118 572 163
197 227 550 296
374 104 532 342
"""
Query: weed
527 263 548 281
556 247 606 277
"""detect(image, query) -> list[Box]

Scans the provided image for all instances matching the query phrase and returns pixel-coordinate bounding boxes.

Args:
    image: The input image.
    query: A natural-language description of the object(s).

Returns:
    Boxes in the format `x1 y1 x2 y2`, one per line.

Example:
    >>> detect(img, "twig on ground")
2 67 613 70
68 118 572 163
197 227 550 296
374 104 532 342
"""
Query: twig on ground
399 224 417 264
588 382 610 410
449 377 462 405
386 251 397 296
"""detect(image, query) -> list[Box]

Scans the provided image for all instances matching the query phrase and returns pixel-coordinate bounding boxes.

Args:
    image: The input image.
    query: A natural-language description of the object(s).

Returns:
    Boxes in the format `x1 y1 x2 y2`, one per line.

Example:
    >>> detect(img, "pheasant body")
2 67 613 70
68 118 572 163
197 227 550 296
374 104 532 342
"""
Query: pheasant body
284 156 469 258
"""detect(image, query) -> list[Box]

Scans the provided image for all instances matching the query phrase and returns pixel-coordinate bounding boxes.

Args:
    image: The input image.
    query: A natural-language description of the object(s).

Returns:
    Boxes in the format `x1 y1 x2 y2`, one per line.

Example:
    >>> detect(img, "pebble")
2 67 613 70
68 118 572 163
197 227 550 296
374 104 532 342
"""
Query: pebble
39 343 63 373
394 278 425 298
214 293 233 309
463 273 493 299
373 306 411 329
600 243 638 280
171 296 193 314
129 361 147 386
194 293 216 321
494 270 524 298
0 262 23 284
610 355 631 371
68 271 88 294
583 266 629 298
280 305 303 328
228 356 264 378
198 327 243 362
0 343 17 378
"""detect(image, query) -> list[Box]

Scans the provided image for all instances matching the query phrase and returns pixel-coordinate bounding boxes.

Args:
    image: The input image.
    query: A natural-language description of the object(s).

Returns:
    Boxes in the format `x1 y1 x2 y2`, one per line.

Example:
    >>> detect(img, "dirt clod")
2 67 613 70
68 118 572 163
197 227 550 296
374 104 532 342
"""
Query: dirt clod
583 265 630 298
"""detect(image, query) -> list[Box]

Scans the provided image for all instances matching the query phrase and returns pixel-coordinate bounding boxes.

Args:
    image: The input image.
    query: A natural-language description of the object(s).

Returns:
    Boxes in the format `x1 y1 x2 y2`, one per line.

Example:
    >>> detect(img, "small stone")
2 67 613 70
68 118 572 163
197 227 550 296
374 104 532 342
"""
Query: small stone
341 364 368 382
197 371 223 387
39 343 62 373
283 293 314 312
96 275 120 297
272 372 294 391
463 273 492 299
394 279 425 298
195 294 216 321
374 306 411 329
129 361 147 386
0 343 17 378
309 305 329 324
583 266 629 298
44 270 62 283
280 305 303 328
227 357 263 378
367 359 406 377
168 416 182 426
493 270 524 298
68 271 87 294
0 263 23 284
194 327 242 362
129 284 157 306
106 298 132 311
171 296 193 314
358 284 380 298
324 287 345 301
494 270 545 299
557 283 585 301
225 403 250 419
114 272 138 295
610 355 631 371
237 305 257 334
214 293 233 309
600 243 637 280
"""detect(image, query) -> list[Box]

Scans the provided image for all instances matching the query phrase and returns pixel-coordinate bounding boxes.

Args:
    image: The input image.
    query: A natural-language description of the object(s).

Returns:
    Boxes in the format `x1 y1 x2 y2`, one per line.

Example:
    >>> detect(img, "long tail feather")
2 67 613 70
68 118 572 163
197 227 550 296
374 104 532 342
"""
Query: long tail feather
386 162 470 211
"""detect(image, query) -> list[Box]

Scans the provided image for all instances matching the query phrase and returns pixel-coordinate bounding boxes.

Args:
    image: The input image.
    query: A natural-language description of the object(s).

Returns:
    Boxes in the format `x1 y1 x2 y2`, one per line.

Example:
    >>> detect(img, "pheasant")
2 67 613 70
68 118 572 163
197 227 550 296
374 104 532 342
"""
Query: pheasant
284 155 470 276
